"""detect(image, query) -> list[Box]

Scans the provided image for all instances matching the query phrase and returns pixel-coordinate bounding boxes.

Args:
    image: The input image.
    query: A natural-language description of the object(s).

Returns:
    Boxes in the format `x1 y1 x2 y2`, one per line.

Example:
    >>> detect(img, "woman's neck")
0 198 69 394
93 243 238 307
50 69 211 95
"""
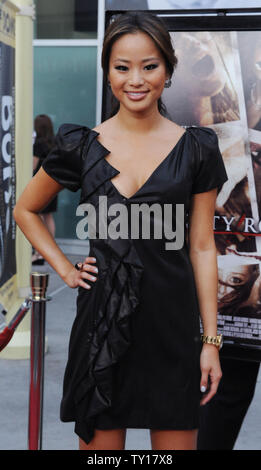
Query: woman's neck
113 104 164 135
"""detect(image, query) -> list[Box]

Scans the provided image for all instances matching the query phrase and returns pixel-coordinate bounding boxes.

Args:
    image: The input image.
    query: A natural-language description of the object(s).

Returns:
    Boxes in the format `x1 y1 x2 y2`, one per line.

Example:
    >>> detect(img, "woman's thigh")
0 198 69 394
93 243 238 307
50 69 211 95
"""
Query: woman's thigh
150 429 198 450
79 428 127 450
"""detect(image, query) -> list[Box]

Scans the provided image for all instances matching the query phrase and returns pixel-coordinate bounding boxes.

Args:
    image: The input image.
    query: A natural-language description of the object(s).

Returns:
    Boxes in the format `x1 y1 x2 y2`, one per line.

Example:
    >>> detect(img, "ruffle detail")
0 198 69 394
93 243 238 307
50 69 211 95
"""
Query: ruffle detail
73 238 144 445
62 129 145 445
80 129 120 200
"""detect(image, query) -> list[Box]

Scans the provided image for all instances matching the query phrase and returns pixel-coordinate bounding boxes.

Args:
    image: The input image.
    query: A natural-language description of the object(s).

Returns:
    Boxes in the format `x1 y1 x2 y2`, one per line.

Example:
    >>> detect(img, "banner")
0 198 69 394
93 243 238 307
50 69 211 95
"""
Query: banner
0 0 16 310
162 30 261 348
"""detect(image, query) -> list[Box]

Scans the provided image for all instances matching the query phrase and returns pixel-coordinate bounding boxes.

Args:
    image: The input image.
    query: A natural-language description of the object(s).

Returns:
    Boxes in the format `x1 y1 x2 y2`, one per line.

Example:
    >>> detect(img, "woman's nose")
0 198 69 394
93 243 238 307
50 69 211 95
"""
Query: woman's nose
128 69 145 86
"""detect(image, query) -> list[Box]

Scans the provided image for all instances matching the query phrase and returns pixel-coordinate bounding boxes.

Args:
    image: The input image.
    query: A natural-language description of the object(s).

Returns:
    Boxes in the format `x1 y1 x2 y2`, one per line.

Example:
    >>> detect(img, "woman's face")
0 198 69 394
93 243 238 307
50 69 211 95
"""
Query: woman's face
174 32 226 97
108 31 169 115
218 265 253 300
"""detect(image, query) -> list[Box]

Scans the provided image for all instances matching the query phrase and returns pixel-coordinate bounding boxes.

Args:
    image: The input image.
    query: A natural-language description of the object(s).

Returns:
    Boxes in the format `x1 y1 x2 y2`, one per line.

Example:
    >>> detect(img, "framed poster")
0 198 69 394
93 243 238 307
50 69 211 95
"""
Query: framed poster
102 8 261 361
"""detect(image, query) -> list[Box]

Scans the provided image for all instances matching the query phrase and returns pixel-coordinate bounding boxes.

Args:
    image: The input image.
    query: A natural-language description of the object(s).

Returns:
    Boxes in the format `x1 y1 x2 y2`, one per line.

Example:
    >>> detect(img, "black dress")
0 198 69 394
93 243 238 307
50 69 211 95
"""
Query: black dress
42 123 228 445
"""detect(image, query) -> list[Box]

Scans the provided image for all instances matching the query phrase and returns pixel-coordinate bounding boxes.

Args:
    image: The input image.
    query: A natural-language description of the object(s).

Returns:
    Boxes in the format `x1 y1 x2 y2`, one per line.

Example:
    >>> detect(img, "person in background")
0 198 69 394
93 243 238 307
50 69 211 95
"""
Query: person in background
32 114 58 265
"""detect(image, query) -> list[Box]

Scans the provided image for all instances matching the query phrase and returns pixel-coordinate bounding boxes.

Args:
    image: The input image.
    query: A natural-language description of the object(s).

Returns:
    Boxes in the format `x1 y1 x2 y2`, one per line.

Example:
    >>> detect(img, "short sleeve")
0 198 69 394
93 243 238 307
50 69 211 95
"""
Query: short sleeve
190 127 228 195
41 123 90 192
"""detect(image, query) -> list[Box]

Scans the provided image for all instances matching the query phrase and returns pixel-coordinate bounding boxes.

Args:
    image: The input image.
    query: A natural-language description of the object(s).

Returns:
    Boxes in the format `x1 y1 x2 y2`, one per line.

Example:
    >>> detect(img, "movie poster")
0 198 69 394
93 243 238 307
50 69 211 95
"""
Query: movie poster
162 30 261 347
104 4 261 349
0 0 16 310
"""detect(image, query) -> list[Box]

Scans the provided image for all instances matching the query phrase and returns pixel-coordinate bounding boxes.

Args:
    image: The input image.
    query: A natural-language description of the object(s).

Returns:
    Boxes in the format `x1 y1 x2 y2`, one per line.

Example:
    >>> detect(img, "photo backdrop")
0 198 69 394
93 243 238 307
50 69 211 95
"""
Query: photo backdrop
163 29 261 348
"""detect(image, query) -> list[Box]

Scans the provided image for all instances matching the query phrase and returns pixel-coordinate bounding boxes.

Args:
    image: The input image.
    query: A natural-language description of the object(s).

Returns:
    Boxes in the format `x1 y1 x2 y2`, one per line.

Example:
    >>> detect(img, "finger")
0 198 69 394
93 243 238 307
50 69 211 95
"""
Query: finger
200 378 220 406
80 271 98 283
78 278 91 290
200 369 209 394
85 256 97 264
82 263 99 274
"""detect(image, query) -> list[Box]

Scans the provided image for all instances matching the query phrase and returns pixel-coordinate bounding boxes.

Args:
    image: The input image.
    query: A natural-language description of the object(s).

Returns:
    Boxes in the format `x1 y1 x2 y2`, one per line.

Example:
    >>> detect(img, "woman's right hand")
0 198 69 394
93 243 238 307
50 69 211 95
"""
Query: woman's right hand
63 256 98 290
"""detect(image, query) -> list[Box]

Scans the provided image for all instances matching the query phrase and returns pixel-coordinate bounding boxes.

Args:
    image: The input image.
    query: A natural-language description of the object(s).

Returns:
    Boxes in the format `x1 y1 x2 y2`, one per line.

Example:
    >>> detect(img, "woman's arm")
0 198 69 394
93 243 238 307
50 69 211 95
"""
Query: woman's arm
188 187 222 405
188 188 219 336
13 167 97 290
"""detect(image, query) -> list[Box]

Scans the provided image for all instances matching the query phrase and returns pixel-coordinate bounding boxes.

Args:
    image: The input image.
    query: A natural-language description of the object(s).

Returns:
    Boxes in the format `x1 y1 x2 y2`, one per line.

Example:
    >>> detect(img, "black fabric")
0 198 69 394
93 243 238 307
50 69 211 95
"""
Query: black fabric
42 124 90 192
190 127 228 194
42 123 228 445
197 355 260 450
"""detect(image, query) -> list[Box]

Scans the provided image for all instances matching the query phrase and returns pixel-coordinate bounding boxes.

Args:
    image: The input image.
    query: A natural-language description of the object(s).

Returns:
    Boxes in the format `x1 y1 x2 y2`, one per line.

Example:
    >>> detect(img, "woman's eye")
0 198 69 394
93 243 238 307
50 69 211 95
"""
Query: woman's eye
114 64 158 71
115 65 128 71
145 64 158 70
228 276 245 285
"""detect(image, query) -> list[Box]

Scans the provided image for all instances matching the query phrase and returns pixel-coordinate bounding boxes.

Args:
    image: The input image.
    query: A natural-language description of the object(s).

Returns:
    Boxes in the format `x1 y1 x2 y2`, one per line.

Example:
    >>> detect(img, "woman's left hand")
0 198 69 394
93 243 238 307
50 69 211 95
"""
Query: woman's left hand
200 344 222 406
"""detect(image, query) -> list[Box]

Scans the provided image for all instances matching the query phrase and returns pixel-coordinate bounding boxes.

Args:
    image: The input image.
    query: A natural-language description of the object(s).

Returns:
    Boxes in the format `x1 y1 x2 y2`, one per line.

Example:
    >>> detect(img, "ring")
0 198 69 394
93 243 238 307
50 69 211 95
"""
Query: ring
75 262 84 272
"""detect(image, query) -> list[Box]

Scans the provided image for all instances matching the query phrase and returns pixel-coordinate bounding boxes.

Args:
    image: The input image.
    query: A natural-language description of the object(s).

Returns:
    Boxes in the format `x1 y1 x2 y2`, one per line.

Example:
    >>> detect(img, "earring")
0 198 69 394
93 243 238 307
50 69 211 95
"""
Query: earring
164 78 172 88
107 81 111 88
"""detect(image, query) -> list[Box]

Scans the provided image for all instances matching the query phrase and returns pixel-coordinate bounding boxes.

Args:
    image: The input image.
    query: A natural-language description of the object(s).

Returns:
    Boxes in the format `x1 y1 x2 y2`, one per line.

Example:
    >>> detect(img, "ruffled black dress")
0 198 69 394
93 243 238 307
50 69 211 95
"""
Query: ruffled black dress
42 123 228 445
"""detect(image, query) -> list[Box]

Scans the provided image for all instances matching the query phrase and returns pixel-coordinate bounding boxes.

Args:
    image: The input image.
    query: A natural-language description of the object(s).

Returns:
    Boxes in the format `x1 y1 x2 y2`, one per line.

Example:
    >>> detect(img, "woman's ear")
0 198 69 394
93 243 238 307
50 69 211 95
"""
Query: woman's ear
164 76 172 89
107 74 111 88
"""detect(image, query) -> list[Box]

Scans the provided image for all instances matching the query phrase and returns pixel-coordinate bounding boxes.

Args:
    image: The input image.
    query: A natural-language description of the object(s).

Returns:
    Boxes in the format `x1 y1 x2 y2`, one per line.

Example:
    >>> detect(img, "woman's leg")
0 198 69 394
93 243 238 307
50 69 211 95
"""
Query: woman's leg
150 429 198 450
79 428 127 450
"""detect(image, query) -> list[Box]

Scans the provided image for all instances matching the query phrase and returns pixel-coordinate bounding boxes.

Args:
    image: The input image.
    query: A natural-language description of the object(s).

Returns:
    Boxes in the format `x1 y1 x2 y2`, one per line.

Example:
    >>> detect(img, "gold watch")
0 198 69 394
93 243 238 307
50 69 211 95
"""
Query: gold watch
201 334 223 350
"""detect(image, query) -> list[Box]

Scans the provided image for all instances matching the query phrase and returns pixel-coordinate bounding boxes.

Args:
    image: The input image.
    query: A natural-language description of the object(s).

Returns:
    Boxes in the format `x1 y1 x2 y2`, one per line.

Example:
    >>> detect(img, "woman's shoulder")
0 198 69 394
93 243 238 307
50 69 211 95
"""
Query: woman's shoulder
54 122 94 150
91 117 116 136
57 122 91 137
91 117 123 148
185 125 219 143
160 117 185 135
183 125 221 158
162 119 219 150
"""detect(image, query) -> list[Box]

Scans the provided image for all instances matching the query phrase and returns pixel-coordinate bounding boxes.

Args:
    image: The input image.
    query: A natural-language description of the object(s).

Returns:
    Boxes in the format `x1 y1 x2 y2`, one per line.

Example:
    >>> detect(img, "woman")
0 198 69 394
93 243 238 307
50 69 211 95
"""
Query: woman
13 12 228 450
32 114 57 264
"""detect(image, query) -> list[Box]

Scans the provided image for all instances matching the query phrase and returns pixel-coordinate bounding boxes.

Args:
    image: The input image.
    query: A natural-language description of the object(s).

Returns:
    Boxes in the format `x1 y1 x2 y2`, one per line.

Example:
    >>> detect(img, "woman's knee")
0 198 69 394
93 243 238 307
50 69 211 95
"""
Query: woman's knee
79 428 127 450
150 428 198 450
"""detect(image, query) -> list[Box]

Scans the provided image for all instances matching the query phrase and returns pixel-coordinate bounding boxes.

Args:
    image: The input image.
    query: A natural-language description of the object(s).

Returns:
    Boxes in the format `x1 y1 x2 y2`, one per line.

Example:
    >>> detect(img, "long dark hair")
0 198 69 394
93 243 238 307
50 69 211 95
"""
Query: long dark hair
34 114 55 150
101 11 178 118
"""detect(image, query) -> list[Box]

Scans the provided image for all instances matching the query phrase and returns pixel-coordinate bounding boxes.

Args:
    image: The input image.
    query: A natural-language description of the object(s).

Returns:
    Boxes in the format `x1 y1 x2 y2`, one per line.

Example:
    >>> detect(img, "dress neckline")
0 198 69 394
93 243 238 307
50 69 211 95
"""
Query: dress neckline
90 126 189 201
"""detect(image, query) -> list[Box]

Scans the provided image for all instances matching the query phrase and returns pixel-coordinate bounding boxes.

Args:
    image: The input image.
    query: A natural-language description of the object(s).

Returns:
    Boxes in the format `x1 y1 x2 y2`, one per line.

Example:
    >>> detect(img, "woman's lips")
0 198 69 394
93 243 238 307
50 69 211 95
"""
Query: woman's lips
125 91 149 101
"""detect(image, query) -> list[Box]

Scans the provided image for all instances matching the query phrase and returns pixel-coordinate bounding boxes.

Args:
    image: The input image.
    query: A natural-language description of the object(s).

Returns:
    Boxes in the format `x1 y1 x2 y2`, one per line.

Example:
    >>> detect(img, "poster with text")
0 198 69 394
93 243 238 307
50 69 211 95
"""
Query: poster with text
162 30 261 347
0 1 16 310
